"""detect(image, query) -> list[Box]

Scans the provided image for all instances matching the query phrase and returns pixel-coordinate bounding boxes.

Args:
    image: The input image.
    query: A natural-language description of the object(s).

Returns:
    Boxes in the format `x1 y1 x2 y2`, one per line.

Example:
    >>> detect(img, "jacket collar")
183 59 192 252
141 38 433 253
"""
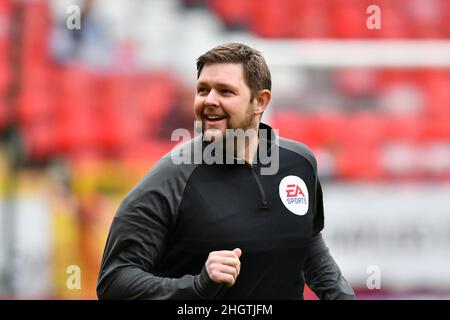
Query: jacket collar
201 122 276 166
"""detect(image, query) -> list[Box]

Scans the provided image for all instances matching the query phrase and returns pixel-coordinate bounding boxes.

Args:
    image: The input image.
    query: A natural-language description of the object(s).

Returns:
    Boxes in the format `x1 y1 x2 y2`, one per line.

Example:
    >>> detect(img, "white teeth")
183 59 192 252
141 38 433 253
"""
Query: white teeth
206 115 224 120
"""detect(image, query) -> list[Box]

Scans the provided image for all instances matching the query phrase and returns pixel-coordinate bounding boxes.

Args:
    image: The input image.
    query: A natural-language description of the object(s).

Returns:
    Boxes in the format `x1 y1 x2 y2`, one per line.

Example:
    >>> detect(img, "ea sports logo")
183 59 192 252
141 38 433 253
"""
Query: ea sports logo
279 175 309 215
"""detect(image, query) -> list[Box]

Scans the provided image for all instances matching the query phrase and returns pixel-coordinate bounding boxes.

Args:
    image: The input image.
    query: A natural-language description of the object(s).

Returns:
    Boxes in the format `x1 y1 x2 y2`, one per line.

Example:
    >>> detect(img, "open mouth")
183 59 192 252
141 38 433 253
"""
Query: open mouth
204 115 227 123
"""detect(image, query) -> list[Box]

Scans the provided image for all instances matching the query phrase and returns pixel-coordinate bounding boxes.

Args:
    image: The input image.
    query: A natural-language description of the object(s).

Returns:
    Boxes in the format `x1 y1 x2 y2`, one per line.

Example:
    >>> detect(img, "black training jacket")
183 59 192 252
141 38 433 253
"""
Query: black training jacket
97 123 355 300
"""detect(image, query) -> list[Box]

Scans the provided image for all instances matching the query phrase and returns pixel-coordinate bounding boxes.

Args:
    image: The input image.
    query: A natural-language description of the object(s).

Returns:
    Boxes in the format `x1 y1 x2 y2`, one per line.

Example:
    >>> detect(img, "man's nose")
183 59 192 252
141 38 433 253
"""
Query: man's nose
204 89 219 107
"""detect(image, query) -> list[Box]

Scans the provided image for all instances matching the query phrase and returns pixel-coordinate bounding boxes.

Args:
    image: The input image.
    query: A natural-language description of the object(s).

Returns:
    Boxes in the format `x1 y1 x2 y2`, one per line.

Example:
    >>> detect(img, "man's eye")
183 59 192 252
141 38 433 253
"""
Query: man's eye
197 88 208 94
221 89 233 94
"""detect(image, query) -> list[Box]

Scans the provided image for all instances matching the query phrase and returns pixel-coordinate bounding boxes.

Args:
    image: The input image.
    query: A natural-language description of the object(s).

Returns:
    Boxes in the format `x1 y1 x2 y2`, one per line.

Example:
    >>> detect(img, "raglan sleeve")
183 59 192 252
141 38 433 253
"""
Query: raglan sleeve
303 180 356 300
96 158 222 300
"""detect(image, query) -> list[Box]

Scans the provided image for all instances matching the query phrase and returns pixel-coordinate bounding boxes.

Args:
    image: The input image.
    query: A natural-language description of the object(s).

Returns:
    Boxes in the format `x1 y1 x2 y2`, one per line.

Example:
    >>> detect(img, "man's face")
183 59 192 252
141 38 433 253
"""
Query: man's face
194 63 258 141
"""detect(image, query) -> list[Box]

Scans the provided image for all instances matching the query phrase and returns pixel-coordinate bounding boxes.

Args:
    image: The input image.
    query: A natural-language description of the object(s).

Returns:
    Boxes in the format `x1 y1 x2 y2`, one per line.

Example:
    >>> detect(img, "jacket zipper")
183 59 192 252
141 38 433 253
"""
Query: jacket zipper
248 164 269 209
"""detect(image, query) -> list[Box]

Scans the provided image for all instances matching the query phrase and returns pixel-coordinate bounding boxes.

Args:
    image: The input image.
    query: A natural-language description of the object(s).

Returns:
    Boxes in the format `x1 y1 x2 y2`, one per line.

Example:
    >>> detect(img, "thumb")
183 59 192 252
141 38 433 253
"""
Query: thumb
233 248 242 258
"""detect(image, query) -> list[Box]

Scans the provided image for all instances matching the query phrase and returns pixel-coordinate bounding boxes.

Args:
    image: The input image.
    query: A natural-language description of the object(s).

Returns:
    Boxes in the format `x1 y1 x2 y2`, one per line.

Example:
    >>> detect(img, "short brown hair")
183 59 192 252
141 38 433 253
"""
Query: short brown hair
196 43 271 100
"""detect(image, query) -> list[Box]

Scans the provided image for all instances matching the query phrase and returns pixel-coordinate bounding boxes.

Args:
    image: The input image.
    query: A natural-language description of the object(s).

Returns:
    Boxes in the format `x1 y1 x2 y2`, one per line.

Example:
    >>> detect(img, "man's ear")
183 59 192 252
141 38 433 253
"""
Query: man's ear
253 89 272 117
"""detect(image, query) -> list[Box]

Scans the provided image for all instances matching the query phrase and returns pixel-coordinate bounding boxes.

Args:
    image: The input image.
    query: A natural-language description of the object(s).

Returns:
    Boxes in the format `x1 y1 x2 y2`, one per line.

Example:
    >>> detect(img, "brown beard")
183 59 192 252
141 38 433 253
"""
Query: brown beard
201 101 259 157
224 104 258 156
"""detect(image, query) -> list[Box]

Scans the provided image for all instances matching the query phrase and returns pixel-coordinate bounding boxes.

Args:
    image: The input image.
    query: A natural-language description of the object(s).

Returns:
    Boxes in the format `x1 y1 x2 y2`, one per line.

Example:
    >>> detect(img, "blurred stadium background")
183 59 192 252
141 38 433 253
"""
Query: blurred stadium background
1 0 450 299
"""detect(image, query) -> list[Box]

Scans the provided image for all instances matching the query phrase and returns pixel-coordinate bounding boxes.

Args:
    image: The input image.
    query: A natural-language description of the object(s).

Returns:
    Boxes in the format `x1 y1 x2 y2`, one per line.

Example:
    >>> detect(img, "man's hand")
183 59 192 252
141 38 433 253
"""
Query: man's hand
205 248 242 287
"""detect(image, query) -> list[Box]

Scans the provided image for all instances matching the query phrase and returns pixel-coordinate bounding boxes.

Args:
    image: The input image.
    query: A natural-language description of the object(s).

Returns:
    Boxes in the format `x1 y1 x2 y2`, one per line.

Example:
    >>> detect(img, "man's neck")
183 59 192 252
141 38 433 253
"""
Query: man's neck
228 126 259 165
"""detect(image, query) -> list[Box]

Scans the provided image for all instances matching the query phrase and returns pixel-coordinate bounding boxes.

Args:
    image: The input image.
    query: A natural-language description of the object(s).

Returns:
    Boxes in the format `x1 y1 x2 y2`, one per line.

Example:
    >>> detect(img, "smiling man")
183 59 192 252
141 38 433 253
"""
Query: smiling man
194 51 270 163
97 43 355 300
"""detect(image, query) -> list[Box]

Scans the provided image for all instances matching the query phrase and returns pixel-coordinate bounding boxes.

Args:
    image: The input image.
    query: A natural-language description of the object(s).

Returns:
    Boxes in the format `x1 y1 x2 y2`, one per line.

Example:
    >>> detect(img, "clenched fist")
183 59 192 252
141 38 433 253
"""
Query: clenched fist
205 248 242 287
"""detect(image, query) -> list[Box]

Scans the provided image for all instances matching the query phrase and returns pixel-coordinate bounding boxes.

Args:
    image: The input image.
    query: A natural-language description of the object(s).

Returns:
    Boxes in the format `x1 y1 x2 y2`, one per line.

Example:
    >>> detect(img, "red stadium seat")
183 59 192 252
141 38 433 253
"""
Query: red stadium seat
271 111 320 148
51 67 95 154
346 113 386 146
313 113 347 148
92 73 129 153
377 1 410 38
21 0 51 66
331 112 385 180
329 0 368 38
134 72 177 136
422 115 450 141
335 143 383 180
208 0 250 29
420 70 450 117
335 69 379 97
17 65 53 125
17 89 52 125
289 0 330 38
0 57 10 132
205 0 450 39
384 116 424 143
0 0 10 101
22 122 55 161
53 110 95 156
248 0 288 38
402 0 449 38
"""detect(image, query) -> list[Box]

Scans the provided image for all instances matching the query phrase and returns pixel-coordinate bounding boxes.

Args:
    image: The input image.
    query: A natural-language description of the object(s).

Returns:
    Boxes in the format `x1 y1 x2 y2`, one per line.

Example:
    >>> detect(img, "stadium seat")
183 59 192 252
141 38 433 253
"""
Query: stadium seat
51 67 95 155
17 63 54 124
384 116 424 143
335 143 383 180
0 0 10 103
421 70 450 117
404 0 448 38
271 111 320 148
22 121 55 161
205 0 450 39
17 89 51 126
134 72 177 137
347 113 386 146
422 115 450 141
21 0 51 65
208 0 250 30
377 1 410 38
313 113 348 148
0 55 8 131
290 0 330 38
248 0 288 38
329 0 368 38
334 69 379 97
